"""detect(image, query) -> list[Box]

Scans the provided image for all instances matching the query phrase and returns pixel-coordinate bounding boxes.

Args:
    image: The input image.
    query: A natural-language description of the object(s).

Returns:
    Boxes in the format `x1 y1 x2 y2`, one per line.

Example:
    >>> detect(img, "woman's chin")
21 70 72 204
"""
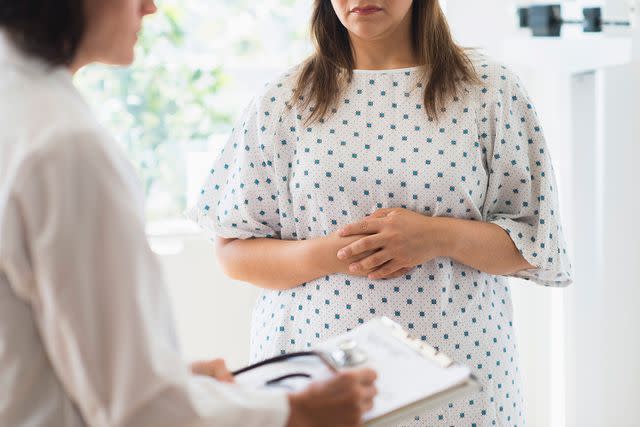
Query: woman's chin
350 26 393 42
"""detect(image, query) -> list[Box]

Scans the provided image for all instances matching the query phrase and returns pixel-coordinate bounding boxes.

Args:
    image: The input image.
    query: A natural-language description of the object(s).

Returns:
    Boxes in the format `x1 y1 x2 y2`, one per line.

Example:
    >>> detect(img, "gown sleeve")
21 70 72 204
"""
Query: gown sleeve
187 97 284 240
479 65 572 287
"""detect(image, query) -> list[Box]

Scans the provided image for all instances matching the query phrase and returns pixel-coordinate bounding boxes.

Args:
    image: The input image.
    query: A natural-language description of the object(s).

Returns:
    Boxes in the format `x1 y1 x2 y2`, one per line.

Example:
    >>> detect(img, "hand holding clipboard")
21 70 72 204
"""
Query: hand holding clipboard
234 317 481 426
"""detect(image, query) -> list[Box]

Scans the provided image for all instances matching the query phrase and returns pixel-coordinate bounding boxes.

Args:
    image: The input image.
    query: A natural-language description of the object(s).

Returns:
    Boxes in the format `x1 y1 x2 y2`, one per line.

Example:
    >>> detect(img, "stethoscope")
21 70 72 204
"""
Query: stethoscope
232 339 368 386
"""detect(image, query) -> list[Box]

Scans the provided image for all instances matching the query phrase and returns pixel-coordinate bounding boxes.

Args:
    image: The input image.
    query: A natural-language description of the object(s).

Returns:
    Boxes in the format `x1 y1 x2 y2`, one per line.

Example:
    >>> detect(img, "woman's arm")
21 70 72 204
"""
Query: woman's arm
336 208 535 279
438 217 535 275
215 232 411 290
215 236 334 291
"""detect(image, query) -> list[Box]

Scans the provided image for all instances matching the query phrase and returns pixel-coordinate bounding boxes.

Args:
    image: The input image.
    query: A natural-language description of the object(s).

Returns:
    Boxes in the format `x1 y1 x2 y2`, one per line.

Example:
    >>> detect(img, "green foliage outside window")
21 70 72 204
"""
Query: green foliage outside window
75 0 311 220
76 4 230 219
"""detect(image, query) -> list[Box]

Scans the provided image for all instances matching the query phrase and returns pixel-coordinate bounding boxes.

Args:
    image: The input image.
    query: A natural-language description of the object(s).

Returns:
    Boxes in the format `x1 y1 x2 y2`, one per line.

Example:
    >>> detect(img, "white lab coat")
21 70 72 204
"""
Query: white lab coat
0 33 289 427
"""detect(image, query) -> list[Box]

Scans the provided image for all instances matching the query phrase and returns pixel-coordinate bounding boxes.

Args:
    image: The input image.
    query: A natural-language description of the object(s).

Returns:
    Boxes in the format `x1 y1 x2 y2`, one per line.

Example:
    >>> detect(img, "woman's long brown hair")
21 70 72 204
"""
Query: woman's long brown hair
293 0 479 123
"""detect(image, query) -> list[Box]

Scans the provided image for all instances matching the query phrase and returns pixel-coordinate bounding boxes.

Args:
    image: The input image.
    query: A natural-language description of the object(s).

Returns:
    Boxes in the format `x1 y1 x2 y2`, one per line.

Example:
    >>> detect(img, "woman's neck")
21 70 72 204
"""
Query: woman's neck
349 19 418 70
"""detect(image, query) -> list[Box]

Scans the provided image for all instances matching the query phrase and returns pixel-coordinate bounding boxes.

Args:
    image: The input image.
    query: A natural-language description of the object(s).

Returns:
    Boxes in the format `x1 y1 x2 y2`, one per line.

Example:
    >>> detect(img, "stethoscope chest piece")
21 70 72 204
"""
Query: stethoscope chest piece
329 339 368 368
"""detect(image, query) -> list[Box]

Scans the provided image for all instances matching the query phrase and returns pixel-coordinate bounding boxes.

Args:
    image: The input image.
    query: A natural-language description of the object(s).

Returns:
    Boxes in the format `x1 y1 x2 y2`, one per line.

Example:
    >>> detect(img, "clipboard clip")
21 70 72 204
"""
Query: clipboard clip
380 317 454 368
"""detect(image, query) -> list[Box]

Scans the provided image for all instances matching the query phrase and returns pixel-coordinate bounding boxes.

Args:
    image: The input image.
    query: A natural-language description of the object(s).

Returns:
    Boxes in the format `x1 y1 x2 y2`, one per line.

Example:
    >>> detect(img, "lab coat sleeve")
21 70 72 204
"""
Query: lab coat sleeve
11 129 290 427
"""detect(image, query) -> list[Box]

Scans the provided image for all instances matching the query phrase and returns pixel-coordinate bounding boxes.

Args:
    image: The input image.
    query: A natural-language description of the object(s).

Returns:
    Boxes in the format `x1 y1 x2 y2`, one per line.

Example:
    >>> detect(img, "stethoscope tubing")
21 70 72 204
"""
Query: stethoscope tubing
232 350 339 378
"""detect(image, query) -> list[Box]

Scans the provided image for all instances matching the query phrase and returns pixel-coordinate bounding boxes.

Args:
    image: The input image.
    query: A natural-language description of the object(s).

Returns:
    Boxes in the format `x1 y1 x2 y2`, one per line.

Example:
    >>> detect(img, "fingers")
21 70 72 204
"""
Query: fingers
216 360 235 383
367 260 403 280
353 368 377 385
348 251 392 273
337 235 384 260
367 207 396 218
299 370 376 427
350 370 377 415
331 369 377 394
379 267 412 280
190 358 235 383
339 218 385 237
359 384 377 412
212 359 235 383
336 370 378 414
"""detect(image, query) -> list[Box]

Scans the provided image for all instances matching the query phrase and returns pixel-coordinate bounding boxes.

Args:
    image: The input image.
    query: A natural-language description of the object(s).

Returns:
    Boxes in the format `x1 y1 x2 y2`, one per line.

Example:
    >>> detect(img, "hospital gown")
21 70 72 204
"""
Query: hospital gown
190 55 572 426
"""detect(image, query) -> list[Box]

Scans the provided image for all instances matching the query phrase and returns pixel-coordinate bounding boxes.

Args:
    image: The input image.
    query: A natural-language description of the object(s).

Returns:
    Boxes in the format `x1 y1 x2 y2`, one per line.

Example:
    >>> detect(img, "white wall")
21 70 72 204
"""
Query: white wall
564 61 640 427
153 234 259 370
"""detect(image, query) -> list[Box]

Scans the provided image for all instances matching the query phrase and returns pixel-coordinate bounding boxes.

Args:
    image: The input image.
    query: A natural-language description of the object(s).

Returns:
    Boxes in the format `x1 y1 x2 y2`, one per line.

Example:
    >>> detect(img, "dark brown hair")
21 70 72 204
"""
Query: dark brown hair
0 0 85 66
293 0 479 123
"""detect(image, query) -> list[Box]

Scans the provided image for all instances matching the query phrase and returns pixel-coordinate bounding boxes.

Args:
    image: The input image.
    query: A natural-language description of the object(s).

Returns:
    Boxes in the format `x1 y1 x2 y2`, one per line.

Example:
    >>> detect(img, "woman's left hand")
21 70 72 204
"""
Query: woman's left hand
190 358 235 383
336 208 448 280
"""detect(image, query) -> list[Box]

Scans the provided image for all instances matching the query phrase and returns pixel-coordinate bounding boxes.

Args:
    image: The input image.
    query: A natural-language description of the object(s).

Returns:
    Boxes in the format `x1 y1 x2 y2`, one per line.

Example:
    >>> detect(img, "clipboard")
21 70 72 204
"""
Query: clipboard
234 317 482 426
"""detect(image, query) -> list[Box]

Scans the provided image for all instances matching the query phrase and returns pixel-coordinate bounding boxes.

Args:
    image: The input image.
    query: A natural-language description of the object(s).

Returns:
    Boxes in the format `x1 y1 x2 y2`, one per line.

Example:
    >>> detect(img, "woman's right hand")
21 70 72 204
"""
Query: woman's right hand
286 369 378 427
317 231 411 279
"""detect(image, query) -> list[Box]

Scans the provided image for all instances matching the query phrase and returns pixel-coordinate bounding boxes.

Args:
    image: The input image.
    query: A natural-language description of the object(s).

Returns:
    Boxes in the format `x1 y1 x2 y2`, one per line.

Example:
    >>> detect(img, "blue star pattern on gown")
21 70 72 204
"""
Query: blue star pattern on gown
189 54 572 426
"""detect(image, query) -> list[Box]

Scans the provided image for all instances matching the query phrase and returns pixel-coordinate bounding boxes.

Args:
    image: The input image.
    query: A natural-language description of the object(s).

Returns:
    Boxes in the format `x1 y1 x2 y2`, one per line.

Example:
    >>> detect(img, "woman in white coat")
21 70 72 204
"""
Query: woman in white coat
0 1 377 426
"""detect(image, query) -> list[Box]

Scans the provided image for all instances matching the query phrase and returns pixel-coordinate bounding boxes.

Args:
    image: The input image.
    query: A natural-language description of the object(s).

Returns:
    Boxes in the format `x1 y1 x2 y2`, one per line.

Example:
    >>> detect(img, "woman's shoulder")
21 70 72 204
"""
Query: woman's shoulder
468 51 526 104
251 64 302 116
228 64 303 140
467 51 525 95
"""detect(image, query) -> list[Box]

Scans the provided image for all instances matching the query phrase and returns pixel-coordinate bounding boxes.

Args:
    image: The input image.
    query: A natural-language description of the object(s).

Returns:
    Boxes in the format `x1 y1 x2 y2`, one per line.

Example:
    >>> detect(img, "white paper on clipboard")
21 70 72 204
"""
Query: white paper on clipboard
234 317 482 426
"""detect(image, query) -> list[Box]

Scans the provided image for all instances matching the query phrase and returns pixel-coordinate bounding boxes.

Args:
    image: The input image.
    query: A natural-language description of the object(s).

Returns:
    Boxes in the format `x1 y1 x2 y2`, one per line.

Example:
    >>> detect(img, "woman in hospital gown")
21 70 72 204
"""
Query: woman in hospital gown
190 1 572 425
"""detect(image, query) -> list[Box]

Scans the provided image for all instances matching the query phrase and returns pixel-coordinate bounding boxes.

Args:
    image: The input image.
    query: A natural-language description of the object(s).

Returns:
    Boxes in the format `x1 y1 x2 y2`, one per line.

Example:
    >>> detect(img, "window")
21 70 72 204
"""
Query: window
75 0 312 223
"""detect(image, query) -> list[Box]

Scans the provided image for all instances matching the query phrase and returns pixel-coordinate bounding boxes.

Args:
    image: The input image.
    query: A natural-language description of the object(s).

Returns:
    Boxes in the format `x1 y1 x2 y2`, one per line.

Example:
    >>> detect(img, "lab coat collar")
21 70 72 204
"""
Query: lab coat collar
0 30 75 90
